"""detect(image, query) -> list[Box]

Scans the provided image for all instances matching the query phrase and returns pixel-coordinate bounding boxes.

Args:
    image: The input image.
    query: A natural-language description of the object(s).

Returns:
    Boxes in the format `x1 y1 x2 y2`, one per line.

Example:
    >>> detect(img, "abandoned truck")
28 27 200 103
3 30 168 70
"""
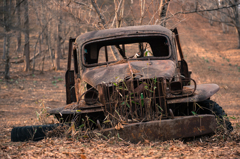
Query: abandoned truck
12 25 233 142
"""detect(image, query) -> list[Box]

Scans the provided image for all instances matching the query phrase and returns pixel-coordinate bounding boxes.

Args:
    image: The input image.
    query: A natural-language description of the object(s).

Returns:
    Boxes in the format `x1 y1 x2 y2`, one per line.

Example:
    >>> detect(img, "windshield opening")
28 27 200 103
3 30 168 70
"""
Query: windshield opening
83 36 170 65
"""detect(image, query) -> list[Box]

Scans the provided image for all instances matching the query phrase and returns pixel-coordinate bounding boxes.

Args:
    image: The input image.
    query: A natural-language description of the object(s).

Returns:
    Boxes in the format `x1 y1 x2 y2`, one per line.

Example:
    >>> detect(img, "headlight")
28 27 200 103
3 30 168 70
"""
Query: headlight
84 89 98 105
169 81 182 95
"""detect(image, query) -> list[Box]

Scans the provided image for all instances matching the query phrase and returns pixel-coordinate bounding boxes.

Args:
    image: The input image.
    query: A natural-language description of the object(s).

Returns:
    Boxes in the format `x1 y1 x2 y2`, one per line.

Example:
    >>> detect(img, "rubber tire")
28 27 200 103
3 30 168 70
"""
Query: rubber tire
198 99 233 132
11 124 59 142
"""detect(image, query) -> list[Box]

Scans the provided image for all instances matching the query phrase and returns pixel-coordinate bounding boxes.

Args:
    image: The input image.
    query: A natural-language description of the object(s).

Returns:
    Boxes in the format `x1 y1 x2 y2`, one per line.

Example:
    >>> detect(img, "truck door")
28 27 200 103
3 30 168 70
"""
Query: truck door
65 38 77 104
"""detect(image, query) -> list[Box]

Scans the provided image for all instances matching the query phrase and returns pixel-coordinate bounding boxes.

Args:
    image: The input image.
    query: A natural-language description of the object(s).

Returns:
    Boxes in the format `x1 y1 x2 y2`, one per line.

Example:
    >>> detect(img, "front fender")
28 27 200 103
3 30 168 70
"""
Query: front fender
167 84 219 104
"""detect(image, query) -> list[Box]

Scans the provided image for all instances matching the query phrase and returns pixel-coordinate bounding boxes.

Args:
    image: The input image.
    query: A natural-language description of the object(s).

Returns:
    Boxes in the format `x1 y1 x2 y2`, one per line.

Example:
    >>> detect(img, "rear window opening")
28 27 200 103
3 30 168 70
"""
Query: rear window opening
83 36 170 65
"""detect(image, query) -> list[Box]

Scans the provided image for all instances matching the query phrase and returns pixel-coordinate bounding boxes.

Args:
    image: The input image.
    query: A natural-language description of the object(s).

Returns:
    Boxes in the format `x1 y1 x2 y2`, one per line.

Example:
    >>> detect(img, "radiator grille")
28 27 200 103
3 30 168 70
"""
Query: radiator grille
98 77 168 125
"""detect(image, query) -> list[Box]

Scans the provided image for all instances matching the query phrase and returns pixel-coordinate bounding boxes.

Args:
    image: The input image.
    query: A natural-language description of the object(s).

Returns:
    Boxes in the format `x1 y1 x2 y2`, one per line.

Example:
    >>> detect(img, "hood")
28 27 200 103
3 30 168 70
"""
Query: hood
82 60 176 86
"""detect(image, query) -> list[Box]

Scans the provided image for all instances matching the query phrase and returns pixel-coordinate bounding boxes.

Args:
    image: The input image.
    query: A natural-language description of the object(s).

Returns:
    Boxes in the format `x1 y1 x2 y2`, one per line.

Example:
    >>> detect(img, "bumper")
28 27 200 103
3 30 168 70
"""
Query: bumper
101 114 216 143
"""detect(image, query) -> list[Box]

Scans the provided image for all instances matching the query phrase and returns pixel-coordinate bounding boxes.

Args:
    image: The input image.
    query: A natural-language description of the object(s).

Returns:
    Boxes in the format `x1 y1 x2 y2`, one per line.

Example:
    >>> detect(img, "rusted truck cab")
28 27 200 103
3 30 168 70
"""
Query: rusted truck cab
49 25 231 142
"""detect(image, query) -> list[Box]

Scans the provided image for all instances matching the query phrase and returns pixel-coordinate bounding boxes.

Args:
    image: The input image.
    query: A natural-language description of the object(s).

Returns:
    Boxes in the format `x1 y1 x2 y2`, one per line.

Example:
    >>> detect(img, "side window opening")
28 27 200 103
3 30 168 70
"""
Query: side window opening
84 44 99 64
149 38 169 57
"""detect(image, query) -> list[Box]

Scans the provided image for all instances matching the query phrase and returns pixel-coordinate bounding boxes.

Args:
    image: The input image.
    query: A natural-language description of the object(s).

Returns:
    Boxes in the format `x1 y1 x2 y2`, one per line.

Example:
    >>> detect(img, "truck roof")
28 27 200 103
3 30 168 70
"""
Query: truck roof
75 25 172 46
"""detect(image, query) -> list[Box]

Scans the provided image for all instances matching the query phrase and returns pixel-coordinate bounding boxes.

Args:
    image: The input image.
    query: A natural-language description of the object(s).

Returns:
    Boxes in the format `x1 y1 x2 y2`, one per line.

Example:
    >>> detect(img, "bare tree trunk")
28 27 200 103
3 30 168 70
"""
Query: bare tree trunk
58 1 63 59
41 0 48 45
55 2 61 70
41 54 45 74
160 0 170 27
219 0 229 33
39 34 42 61
41 0 53 67
90 0 121 61
3 0 11 79
32 31 41 74
119 0 125 27
55 25 61 70
40 0 45 73
2 0 8 60
39 32 42 73
23 0 30 72
139 0 146 25
237 29 240 49
3 36 6 59
63 42 66 56
158 0 164 20
90 0 107 28
112 0 124 28
48 21 54 68
16 0 21 54
5 35 10 79
234 0 240 48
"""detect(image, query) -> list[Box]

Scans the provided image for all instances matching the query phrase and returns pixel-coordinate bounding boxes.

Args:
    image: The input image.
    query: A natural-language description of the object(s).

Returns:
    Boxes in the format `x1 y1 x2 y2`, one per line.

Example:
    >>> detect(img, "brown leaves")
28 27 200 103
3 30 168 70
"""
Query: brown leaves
234 150 240 156
0 134 240 159
1 121 240 159
80 154 86 159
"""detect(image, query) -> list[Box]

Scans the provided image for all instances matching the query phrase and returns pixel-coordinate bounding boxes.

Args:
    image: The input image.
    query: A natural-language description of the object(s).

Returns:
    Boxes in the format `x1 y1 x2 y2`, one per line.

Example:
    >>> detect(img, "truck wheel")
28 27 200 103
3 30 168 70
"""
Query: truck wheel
11 124 58 142
198 99 233 132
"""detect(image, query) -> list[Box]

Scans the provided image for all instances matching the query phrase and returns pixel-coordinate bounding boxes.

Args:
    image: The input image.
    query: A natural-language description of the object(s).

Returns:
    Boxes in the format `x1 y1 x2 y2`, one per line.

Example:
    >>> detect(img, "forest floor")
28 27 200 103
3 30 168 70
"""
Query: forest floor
0 1 240 158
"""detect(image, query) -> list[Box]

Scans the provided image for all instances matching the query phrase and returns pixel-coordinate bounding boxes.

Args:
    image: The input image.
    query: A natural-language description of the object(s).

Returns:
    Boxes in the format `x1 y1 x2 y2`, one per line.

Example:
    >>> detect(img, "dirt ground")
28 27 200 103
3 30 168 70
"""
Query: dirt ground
1 2 240 158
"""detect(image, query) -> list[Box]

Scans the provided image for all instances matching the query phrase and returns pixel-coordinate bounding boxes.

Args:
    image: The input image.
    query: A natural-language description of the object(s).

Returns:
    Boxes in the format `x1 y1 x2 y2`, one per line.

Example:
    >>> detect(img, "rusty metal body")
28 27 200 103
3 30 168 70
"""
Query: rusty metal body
49 25 218 141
